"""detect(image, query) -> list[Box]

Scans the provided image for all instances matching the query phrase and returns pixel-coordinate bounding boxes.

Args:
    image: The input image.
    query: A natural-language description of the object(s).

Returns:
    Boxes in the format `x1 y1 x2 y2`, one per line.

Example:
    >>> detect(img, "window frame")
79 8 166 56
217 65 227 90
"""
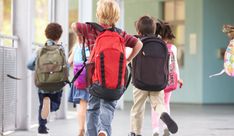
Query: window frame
162 0 185 67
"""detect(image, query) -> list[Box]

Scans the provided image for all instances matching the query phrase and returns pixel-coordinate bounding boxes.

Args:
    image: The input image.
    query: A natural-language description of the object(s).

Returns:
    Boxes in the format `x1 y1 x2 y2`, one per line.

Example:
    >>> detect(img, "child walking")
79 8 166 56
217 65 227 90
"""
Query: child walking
129 16 178 136
68 40 90 136
151 21 183 136
27 23 64 136
71 0 143 136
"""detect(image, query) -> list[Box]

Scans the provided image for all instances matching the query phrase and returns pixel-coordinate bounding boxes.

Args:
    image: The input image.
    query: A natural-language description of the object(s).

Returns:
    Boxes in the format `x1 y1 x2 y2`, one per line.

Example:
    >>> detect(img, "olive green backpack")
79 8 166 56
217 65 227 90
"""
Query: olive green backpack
34 43 69 93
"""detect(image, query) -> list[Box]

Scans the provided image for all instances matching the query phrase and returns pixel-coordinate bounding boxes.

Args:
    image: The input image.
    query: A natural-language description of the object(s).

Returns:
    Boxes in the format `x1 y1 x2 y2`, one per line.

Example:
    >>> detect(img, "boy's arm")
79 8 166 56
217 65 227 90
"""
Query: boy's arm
126 40 143 64
27 50 37 71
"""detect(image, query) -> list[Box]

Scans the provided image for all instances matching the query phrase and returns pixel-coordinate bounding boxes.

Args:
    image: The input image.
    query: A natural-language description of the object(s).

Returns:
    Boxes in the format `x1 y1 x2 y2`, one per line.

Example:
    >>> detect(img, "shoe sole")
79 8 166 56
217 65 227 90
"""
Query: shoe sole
160 112 178 134
41 97 50 119
37 134 51 136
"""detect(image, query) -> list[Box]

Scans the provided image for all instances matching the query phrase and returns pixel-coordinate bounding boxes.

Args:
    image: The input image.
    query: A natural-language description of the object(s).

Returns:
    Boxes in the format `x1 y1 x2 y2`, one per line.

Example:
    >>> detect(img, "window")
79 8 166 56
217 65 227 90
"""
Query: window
68 0 78 52
0 0 12 46
34 0 49 44
163 0 185 67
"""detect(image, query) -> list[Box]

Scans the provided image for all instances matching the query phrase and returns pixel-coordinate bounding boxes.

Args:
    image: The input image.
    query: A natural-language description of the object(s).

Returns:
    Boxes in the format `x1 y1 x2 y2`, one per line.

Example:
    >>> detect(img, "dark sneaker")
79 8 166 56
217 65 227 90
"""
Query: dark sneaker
128 132 142 136
160 112 178 134
38 125 49 134
163 128 170 136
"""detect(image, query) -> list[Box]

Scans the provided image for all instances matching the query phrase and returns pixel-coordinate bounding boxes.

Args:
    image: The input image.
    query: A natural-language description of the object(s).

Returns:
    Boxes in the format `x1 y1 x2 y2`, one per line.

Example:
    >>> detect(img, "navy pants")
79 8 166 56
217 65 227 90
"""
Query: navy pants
38 91 63 127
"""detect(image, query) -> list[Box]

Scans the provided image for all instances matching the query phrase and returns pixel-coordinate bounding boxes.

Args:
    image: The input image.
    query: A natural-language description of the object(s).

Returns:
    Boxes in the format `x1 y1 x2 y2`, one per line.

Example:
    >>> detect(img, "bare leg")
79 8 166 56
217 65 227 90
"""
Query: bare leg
78 99 88 136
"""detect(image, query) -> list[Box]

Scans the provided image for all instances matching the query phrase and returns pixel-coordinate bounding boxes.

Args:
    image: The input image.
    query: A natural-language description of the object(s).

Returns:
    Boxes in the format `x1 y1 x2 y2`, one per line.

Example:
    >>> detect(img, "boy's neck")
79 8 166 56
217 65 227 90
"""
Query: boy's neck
100 23 114 28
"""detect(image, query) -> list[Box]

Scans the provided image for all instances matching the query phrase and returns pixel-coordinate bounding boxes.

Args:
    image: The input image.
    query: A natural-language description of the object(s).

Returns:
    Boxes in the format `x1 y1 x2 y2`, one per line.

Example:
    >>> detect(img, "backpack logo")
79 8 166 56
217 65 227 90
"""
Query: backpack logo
35 44 69 92
132 36 169 91
164 44 178 92
87 23 128 100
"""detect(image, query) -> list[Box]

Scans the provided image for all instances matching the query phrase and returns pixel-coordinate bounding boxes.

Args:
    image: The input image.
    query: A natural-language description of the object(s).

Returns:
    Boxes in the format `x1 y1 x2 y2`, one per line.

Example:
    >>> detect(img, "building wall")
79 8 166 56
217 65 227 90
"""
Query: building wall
203 0 234 103
172 0 204 103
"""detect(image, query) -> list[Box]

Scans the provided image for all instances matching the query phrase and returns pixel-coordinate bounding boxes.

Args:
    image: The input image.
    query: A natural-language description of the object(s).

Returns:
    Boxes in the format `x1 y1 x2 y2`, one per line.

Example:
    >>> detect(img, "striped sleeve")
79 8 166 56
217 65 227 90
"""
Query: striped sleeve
122 32 138 48
76 22 92 37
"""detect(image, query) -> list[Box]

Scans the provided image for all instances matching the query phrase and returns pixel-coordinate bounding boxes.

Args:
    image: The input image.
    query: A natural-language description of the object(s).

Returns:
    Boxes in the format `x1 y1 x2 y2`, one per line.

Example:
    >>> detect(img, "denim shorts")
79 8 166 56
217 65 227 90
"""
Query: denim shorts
68 85 89 104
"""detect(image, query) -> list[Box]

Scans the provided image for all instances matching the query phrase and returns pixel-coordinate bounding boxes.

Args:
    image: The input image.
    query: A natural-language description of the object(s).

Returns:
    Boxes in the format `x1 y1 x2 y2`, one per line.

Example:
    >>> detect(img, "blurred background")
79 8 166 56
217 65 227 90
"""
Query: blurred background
0 0 234 135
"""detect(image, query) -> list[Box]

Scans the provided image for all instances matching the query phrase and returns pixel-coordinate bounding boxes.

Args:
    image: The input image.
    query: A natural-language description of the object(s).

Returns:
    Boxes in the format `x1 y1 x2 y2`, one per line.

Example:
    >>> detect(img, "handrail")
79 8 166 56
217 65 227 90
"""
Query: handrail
32 42 44 47
0 34 19 41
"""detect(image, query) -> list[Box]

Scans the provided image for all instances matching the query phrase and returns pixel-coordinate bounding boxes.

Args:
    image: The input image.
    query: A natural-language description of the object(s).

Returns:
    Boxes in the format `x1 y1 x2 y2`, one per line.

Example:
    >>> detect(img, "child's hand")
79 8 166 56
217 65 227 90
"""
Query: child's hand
178 79 183 88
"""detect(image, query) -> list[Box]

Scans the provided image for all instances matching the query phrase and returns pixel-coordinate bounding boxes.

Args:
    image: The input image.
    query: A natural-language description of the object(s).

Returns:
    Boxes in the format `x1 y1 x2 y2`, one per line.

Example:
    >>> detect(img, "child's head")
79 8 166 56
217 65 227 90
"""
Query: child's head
155 20 175 41
96 0 120 26
223 24 234 39
45 23 63 41
135 15 156 36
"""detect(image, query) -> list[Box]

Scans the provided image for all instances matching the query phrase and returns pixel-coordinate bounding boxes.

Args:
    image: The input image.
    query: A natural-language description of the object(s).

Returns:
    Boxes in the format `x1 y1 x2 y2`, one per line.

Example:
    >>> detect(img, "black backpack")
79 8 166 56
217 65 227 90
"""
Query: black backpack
132 35 169 91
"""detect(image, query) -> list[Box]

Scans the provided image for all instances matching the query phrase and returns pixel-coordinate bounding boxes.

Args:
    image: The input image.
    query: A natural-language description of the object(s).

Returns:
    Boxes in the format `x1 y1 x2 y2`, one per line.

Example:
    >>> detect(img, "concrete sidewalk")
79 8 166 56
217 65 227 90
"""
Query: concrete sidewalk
8 103 234 136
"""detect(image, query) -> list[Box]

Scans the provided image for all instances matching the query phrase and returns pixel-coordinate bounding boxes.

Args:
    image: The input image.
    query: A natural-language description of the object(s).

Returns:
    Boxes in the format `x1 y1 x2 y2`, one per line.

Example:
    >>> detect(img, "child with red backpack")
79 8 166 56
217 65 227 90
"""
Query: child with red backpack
71 0 143 136
151 20 183 136
129 16 178 136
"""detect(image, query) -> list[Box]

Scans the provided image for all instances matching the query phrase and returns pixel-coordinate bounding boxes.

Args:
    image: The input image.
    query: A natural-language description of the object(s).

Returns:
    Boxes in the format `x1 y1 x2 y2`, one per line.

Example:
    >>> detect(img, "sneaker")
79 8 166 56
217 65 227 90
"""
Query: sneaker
153 128 159 136
98 130 108 136
153 132 159 136
160 112 178 134
37 134 51 136
38 126 50 136
128 132 142 136
163 128 170 136
41 97 50 119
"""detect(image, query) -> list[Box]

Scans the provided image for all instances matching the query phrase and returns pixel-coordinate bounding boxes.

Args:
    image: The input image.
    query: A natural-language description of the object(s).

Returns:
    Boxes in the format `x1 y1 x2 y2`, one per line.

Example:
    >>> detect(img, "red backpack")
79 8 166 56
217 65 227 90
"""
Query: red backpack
164 44 178 93
87 23 129 100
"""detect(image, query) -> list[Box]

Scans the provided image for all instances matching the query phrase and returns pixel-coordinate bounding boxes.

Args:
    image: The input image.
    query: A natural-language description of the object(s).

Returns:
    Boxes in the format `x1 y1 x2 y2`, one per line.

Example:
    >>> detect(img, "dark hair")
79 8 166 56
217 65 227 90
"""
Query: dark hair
135 16 156 36
155 19 175 40
45 23 63 41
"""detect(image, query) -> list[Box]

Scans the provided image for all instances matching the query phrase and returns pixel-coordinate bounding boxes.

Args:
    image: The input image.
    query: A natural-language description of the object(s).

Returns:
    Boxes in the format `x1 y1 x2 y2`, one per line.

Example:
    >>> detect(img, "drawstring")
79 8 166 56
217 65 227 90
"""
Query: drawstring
209 69 225 78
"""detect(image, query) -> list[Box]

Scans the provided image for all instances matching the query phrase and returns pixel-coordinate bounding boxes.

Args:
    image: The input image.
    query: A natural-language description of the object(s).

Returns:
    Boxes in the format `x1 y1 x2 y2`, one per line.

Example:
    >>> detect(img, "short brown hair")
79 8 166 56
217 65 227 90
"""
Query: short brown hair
45 23 63 41
135 16 156 36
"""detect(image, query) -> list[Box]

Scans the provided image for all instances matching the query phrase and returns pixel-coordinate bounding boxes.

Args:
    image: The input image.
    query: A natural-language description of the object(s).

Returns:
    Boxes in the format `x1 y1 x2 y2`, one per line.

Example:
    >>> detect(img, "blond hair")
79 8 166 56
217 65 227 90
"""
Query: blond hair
96 0 120 26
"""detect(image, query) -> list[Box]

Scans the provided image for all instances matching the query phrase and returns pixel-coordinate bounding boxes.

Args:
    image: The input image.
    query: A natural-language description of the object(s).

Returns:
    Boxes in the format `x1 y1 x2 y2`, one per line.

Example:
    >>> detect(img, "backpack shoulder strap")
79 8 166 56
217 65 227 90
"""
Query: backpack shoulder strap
86 22 105 32
86 22 122 34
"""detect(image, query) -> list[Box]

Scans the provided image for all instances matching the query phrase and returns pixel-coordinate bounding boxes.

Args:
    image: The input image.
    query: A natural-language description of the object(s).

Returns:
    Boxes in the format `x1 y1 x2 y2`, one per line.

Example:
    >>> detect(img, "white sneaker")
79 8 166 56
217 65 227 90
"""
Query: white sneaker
98 130 108 136
152 128 159 136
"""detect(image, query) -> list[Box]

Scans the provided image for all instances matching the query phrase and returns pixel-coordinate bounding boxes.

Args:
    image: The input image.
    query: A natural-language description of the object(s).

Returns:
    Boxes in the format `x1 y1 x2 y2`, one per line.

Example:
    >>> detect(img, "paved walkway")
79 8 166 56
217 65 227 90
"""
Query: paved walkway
8 103 234 136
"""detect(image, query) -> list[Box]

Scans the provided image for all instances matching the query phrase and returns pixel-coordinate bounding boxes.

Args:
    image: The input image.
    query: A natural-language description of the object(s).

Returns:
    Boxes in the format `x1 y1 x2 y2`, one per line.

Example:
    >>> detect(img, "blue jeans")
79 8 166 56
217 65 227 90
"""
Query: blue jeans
38 91 63 127
86 95 117 136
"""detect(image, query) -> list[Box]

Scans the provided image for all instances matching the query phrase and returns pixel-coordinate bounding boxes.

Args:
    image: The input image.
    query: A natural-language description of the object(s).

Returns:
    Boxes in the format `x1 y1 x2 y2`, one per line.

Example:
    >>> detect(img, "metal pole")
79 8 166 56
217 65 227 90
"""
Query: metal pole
53 0 69 119
13 0 34 130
